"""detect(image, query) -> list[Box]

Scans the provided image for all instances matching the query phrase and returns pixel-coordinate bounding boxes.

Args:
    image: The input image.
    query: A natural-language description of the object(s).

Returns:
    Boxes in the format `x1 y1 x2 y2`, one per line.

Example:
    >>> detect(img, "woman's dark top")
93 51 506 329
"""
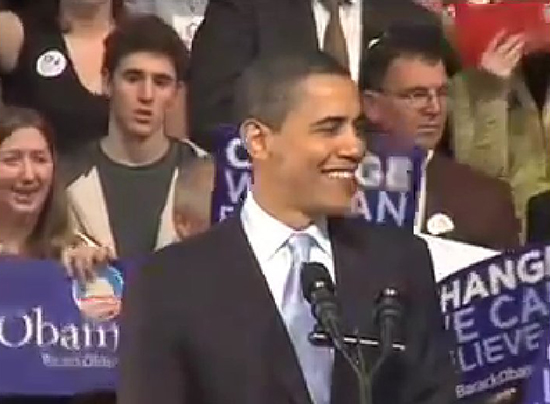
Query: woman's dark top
1 13 108 156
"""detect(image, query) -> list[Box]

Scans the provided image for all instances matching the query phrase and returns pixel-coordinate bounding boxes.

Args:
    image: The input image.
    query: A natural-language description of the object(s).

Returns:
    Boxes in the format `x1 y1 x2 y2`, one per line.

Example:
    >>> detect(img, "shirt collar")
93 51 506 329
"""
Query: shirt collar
423 149 434 170
240 192 331 263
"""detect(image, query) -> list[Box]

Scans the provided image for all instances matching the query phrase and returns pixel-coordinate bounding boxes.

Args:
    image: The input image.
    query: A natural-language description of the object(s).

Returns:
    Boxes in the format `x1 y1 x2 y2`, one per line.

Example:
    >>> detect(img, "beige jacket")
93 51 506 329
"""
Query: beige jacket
64 139 204 255
67 167 179 255
451 68 550 230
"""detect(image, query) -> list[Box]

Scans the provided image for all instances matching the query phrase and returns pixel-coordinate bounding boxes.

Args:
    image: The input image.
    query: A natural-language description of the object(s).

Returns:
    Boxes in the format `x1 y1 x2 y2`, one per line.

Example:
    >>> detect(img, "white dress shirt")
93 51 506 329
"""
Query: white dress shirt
312 0 363 82
240 192 336 311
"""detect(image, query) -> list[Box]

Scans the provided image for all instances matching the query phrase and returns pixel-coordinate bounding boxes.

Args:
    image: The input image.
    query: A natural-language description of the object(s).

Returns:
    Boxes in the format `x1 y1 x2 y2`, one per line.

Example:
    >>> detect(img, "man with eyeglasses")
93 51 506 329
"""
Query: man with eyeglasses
188 0 444 153
361 24 520 251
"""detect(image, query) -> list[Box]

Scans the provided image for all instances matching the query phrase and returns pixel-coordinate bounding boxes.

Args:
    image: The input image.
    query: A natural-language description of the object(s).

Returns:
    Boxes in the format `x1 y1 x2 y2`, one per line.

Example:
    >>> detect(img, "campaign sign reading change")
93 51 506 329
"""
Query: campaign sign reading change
211 127 422 228
0 256 123 395
439 245 550 401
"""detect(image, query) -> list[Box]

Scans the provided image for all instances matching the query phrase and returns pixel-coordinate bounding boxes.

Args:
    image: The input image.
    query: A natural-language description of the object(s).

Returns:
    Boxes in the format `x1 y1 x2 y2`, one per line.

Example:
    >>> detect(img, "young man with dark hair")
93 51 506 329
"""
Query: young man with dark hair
64 15 202 260
103 14 190 82
361 24 520 249
119 51 456 404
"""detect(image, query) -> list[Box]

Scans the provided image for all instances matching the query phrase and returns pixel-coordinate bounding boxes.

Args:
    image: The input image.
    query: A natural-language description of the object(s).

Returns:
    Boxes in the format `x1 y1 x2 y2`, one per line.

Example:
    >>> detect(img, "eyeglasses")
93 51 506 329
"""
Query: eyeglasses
380 86 449 110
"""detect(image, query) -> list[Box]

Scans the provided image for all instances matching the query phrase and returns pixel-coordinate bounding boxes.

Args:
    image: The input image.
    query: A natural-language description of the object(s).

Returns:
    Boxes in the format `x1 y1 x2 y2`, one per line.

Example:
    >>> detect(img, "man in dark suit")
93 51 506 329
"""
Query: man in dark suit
188 0 443 152
527 189 550 244
361 25 520 250
118 52 456 404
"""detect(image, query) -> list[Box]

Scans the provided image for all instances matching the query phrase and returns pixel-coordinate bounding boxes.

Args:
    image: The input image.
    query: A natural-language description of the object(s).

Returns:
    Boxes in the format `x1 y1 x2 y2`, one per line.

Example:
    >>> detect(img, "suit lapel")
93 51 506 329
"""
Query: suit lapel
222 217 312 404
423 157 439 233
423 156 457 240
423 156 444 233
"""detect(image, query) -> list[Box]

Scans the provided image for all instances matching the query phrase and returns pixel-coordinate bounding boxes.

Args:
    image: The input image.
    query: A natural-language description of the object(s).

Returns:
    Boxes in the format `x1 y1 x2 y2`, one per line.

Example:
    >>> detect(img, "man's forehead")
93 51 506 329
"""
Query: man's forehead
116 52 177 77
383 56 447 88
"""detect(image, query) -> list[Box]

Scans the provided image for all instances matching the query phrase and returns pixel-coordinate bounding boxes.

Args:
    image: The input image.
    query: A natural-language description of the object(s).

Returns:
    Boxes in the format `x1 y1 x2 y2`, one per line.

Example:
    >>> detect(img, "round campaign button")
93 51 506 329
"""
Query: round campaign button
72 265 124 322
36 49 67 78
427 212 455 236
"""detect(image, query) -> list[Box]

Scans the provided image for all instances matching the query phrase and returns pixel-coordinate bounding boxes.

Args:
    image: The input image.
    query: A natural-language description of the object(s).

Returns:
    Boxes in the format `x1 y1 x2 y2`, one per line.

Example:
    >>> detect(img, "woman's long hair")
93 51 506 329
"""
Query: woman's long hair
0 106 72 259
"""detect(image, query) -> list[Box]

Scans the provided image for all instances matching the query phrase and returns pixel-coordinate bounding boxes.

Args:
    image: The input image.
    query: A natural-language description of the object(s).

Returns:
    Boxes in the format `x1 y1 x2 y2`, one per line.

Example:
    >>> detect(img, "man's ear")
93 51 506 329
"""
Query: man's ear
240 119 274 161
361 90 382 124
173 211 193 241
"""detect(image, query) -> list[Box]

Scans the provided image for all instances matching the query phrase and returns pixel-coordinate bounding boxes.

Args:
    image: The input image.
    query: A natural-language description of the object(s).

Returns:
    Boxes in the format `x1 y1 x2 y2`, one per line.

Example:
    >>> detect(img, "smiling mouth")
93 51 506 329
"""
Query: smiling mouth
325 171 355 179
12 190 39 202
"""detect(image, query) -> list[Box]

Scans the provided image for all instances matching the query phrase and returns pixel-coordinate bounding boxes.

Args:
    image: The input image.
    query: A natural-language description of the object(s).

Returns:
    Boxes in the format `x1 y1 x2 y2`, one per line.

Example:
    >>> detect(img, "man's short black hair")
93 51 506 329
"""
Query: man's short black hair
103 15 189 82
360 24 446 92
234 51 350 130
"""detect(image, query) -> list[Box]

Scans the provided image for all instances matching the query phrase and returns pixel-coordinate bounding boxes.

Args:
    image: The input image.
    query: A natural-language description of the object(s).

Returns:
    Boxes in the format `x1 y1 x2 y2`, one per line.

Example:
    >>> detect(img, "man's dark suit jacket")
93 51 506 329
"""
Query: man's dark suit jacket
527 189 550 244
422 154 520 250
188 0 441 152
118 215 456 404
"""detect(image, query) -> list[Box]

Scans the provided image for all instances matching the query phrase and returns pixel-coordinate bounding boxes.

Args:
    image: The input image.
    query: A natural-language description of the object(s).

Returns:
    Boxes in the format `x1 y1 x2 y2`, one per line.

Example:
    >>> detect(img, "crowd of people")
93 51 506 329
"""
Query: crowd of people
0 0 549 403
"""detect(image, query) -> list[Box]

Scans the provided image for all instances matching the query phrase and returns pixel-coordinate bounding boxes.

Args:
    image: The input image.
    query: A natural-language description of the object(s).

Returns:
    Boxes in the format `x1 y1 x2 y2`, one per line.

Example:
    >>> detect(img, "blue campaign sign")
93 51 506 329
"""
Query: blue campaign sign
438 244 550 401
522 327 550 404
211 127 423 229
0 256 125 395
353 132 424 230
210 125 251 223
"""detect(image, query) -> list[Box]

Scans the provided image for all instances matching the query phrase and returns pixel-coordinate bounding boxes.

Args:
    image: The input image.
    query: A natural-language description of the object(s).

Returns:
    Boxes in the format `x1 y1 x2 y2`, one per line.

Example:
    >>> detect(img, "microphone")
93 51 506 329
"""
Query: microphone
301 262 346 353
374 287 403 358
302 263 373 404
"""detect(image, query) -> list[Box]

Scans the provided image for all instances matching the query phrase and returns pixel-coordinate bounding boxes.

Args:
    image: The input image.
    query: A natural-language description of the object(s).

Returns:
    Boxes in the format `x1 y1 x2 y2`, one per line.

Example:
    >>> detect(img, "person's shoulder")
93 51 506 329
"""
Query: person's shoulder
434 154 486 180
0 10 22 26
0 10 24 72
331 216 426 251
434 154 511 195
172 138 208 158
331 218 432 283
58 141 101 186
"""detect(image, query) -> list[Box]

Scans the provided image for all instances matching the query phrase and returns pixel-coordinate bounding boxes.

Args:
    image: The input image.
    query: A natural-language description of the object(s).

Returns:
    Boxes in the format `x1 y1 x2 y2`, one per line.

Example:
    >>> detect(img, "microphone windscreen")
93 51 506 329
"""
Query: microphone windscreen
374 287 402 322
301 262 334 303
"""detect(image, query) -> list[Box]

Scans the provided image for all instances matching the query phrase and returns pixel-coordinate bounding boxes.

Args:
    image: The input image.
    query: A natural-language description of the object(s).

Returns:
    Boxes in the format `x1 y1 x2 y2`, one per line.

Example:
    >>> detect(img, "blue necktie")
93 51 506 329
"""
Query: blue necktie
281 233 333 404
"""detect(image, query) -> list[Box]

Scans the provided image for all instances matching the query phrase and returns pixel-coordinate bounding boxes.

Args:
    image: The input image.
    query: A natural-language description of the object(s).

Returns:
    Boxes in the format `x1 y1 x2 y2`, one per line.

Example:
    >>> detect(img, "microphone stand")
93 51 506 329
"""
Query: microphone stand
351 328 372 404
310 326 372 404
310 327 405 404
